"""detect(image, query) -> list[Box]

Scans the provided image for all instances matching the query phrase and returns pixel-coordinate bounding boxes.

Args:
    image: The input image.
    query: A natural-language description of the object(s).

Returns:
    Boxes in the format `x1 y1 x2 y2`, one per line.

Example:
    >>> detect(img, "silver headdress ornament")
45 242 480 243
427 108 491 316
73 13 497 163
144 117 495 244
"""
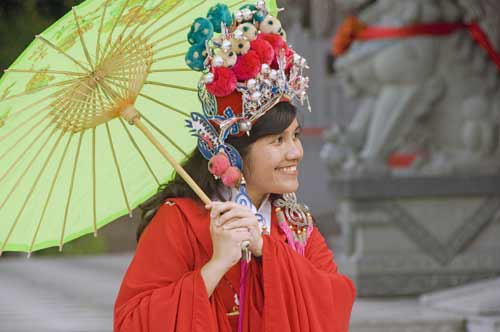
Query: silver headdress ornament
185 0 311 188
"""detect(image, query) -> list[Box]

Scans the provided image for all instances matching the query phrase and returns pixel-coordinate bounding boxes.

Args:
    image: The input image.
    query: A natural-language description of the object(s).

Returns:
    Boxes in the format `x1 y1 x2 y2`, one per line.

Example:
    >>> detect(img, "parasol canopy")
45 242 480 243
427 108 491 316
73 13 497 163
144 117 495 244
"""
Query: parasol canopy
0 0 278 255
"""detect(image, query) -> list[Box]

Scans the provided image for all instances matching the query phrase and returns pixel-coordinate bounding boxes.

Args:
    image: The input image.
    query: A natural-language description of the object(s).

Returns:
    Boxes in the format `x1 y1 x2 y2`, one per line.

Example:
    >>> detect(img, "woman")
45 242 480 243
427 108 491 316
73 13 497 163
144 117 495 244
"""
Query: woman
114 2 355 331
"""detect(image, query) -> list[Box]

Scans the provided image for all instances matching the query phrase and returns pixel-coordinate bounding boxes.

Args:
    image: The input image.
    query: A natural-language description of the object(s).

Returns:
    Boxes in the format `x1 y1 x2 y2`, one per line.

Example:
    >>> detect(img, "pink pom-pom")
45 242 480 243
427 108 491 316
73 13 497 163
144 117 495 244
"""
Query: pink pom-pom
206 67 237 97
232 50 261 81
208 153 231 177
221 166 242 188
250 39 274 65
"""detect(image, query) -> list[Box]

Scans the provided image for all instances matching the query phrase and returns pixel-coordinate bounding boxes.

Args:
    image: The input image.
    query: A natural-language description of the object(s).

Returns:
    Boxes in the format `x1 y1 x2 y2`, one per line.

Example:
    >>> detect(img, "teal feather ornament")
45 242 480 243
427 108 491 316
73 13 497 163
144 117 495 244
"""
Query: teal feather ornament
185 43 208 71
187 17 214 45
207 4 233 33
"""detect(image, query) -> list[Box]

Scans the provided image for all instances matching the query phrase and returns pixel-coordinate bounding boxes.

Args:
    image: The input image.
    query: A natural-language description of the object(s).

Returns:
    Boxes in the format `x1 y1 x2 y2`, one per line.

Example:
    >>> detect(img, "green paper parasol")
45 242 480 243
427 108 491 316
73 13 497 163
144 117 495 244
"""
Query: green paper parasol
0 0 278 255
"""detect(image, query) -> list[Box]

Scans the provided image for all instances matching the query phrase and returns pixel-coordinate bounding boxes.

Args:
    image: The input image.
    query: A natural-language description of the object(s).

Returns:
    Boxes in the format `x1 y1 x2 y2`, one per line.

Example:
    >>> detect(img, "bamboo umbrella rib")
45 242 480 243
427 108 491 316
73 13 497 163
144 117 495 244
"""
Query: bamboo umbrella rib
105 122 132 217
107 0 177 60
1 129 65 255
0 108 47 145
149 23 193 48
0 121 51 209
109 32 151 62
140 114 188 158
59 131 84 251
0 115 51 167
0 86 81 163
0 81 88 165
0 125 60 254
5 69 87 76
118 117 160 186
144 80 197 92
152 40 187 55
133 0 182 42
28 132 74 255
72 7 95 71
0 77 82 104
105 53 145 90
100 0 131 63
101 0 148 63
0 88 67 143
99 79 124 103
61 95 103 109
107 57 148 81
96 0 111 63
148 67 191 73
144 0 205 42
138 92 190 117
106 38 150 71
151 52 185 63
35 35 91 73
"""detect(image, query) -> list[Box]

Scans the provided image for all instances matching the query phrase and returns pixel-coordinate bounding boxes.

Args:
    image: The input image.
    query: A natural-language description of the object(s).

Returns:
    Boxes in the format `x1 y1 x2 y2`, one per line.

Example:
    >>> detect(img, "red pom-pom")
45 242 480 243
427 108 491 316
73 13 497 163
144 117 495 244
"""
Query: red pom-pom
206 67 237 97
232 50 261 81
221 166 242 188
284 47 295 71
250 39 274 65
257 33 290 69
208 152 231 176
257 33 287 56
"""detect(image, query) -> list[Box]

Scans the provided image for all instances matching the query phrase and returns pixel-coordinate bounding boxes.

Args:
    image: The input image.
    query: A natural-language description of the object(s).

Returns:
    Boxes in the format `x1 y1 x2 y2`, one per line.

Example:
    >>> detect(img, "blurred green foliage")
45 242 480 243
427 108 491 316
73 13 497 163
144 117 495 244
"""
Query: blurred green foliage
0 0 84 69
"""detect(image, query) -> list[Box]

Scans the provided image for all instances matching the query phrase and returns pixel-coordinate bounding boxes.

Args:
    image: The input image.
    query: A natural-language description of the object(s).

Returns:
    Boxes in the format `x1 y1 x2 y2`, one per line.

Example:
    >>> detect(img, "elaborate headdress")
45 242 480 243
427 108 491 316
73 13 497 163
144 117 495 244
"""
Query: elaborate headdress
184 1 310 188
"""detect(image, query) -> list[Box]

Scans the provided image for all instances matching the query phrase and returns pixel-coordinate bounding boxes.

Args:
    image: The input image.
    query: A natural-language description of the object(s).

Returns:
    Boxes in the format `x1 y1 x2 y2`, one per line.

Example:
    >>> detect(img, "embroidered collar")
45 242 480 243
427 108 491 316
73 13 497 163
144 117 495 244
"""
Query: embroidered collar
216 187 272 234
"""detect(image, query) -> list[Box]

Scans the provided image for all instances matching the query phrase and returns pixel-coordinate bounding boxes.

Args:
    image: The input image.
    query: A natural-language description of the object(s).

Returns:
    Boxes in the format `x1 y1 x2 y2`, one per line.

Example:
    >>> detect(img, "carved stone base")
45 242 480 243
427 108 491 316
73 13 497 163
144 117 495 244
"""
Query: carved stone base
332 175 500 297
350 298 465 332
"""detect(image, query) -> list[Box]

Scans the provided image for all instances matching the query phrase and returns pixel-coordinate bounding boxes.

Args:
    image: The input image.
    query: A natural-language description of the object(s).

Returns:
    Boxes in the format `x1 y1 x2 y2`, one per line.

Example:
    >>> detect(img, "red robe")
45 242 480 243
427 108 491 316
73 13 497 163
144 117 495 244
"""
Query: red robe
114 198 355 332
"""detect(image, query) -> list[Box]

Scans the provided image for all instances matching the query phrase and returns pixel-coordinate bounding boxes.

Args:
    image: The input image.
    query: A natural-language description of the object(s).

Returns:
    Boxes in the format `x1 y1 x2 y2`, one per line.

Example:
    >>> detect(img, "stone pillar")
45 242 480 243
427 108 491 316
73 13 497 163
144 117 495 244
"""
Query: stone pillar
332 175 500 296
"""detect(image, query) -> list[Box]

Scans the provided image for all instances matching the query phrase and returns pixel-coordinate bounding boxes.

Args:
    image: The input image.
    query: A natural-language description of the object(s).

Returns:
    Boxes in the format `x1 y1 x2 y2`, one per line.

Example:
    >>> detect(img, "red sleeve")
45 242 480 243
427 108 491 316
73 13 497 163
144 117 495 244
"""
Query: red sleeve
261 226 356 332
113 203 218 332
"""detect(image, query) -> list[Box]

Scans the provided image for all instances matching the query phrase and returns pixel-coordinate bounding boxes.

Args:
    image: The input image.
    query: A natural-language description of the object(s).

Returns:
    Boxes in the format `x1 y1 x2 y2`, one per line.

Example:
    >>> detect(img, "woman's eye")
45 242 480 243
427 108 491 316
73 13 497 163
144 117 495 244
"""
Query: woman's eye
273 136 283 144
293 131 301 139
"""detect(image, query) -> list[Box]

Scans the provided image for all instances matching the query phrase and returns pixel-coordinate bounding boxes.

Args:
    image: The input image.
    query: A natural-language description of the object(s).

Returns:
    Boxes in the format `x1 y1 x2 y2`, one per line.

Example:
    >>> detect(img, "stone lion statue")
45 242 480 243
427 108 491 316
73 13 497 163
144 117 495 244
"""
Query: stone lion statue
322 0 500 175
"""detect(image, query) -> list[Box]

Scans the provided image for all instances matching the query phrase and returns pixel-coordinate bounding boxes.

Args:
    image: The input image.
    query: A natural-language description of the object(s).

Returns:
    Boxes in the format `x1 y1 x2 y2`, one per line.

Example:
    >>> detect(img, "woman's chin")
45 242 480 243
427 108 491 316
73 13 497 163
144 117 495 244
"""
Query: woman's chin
273 181 299 195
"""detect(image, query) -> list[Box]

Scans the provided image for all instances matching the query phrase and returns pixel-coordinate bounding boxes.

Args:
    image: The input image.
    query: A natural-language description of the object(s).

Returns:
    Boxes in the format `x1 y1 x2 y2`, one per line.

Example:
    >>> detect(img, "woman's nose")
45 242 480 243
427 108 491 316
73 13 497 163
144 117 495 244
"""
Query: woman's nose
286 141 303 160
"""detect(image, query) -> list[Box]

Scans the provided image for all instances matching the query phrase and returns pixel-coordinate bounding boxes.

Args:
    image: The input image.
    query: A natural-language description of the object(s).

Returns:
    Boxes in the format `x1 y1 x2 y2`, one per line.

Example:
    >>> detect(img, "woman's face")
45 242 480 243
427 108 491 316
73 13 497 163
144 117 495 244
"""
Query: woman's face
243 118 303 199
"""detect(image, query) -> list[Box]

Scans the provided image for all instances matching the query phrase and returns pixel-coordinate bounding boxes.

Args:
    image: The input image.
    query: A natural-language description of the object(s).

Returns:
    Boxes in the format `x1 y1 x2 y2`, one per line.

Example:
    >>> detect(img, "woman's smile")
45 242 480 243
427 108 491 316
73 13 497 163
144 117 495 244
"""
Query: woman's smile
276 165 299 175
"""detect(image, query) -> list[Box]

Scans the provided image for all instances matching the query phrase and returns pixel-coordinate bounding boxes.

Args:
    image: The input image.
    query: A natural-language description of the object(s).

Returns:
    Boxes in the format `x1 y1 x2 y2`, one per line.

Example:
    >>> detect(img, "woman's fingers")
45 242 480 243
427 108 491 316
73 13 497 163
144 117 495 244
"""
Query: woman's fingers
222 218 257 231
218 209 254 226
207 201 253 225
231 228 252 243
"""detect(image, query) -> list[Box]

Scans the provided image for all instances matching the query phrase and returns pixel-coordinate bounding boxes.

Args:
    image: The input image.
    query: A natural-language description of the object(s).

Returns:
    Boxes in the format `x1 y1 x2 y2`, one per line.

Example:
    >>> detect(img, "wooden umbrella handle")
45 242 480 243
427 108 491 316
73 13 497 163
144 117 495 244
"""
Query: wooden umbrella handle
122 106 250 260
133 117 212 204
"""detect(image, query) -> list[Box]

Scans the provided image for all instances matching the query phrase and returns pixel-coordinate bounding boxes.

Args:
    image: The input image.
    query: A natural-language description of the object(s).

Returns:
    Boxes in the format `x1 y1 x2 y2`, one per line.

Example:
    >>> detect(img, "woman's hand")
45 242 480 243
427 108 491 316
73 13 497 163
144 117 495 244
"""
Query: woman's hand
202 202 255 297
207 201 263 258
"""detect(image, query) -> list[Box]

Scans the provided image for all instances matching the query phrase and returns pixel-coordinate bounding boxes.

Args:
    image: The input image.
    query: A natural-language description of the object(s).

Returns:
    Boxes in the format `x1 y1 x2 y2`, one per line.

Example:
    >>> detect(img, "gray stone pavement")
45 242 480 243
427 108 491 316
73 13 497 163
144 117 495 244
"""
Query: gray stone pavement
0 254 132 332
2 253 498 332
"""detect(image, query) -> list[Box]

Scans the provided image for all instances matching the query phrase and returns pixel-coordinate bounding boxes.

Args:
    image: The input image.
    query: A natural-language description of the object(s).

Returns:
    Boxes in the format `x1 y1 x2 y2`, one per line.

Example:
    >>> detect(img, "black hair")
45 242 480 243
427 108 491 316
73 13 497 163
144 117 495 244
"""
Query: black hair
136 102 297 240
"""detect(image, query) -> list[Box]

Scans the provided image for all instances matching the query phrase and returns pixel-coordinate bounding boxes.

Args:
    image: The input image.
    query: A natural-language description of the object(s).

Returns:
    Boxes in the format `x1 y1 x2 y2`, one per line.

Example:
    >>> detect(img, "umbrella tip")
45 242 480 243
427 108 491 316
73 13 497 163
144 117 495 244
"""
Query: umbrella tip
0 250 3 257
59 245 63 252
93 231 98 238
27 252 32 259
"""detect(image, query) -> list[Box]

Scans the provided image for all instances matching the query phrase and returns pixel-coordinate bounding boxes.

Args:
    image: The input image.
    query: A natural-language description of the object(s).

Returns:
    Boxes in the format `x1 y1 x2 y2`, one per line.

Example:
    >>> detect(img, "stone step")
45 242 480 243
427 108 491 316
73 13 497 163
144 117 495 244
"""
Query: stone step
350 298 465 332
